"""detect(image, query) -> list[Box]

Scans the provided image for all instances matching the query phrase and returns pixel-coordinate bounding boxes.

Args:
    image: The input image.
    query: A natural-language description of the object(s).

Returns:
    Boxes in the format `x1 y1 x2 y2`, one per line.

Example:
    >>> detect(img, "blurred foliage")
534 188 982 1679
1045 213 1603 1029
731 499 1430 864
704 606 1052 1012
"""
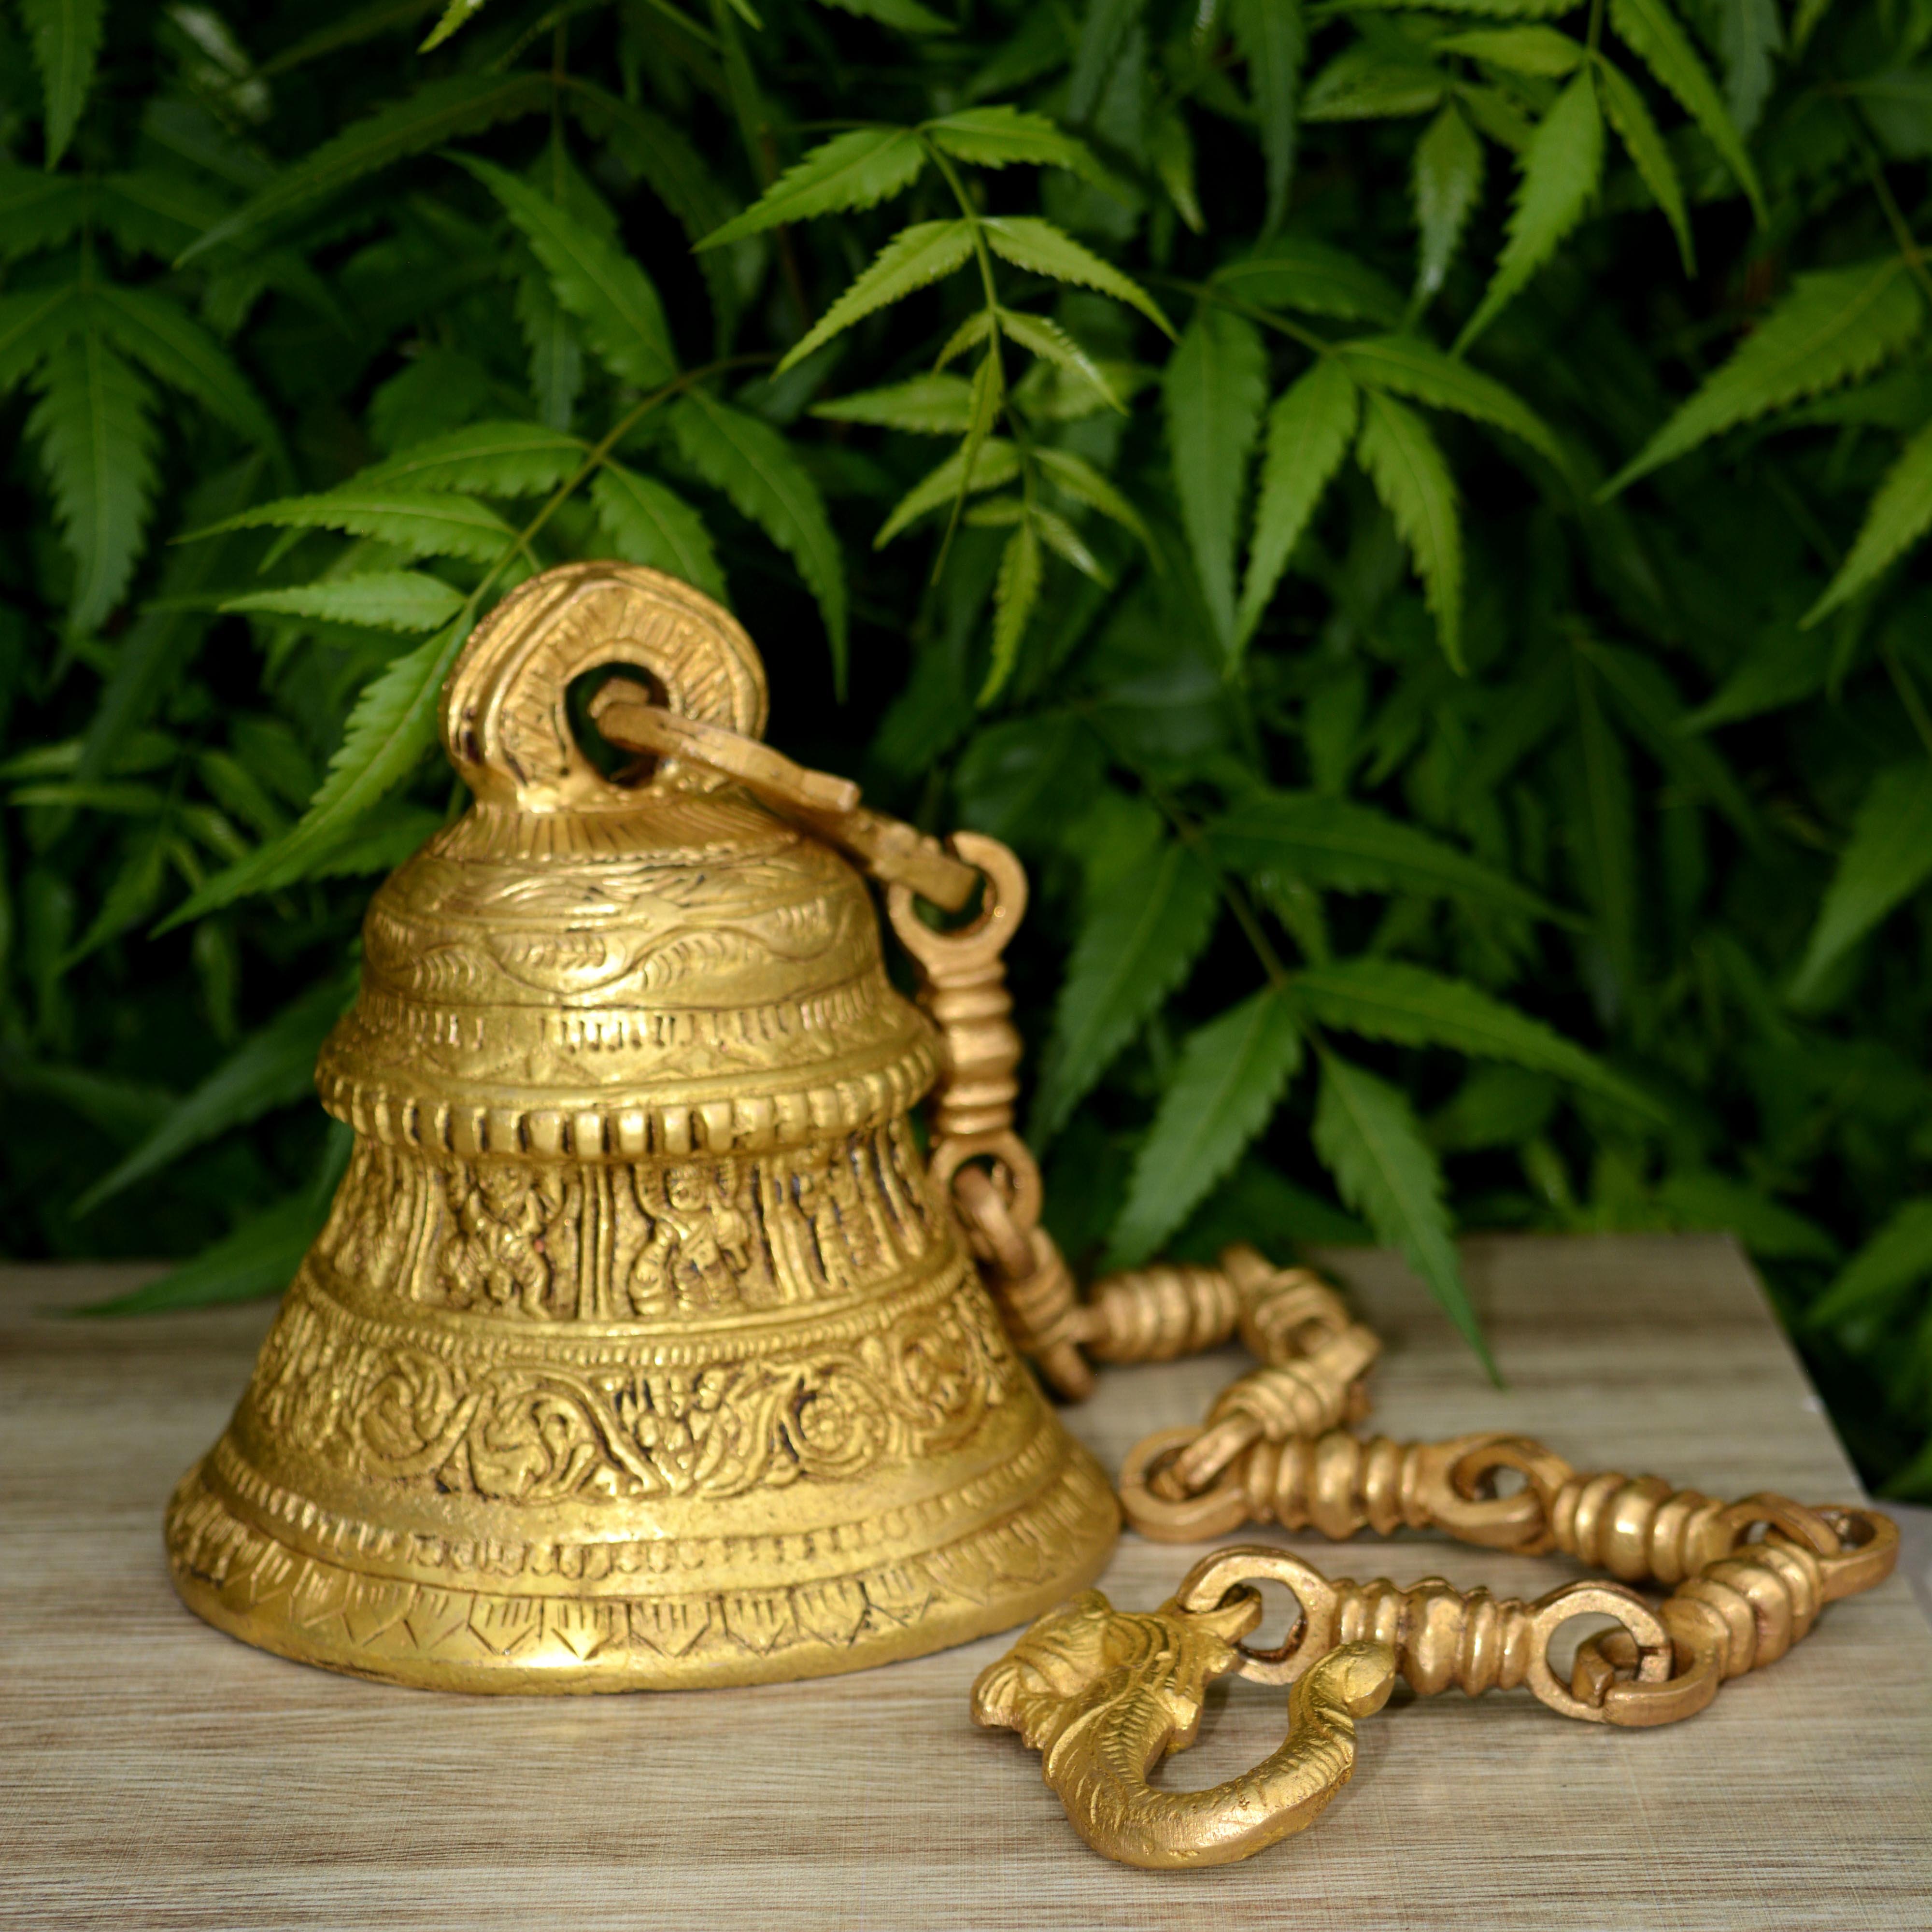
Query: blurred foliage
8 0 1932 1489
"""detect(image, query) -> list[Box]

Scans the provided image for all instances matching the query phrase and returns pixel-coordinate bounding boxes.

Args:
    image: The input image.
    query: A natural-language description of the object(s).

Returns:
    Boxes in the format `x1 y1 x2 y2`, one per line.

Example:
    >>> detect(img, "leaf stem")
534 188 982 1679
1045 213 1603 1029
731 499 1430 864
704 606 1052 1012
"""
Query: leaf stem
1145 271 1333 355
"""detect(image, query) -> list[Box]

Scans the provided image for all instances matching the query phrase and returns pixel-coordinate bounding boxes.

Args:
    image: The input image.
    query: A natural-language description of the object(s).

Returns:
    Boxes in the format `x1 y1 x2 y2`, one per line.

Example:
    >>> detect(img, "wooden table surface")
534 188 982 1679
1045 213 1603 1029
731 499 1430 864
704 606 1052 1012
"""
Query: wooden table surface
5 1233 1929 1931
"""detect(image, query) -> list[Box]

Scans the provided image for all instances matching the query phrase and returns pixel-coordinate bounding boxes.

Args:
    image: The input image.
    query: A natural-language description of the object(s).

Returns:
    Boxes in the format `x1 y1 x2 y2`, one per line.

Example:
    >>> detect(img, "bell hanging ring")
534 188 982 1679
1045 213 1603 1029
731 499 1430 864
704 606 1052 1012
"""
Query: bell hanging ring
164 562 1118 1690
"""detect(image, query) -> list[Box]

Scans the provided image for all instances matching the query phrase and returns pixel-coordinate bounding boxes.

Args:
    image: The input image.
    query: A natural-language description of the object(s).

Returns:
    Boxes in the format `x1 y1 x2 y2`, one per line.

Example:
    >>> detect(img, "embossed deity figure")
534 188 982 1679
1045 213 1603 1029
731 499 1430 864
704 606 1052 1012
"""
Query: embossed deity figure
163 563 1118 1691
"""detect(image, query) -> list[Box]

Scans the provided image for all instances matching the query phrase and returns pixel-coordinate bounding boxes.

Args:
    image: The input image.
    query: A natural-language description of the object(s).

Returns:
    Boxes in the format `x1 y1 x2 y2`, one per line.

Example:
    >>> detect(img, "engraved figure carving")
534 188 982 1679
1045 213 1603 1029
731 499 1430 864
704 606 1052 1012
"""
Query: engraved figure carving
439 1164 576 1318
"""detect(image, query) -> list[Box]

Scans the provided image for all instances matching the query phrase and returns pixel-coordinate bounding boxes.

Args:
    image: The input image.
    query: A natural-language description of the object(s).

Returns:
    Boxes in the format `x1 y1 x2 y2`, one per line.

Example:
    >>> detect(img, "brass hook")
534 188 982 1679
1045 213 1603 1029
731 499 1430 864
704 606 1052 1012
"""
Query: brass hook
970 1585 1395 1870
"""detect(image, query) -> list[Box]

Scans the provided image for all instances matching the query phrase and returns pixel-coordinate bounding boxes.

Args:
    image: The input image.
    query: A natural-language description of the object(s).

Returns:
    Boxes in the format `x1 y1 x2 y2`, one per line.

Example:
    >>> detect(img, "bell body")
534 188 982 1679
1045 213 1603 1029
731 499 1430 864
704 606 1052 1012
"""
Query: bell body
165 564 1117 1690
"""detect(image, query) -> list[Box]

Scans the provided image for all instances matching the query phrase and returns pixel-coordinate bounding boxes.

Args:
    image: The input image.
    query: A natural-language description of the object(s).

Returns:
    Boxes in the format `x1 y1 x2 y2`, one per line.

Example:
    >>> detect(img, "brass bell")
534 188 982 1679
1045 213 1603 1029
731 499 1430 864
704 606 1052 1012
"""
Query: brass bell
165 562 1117 1690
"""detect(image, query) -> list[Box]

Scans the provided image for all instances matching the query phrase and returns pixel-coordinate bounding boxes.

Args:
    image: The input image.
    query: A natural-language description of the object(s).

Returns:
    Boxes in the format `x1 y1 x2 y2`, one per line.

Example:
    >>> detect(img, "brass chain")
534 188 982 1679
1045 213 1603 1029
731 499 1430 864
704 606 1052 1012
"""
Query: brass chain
593 697 1900 1733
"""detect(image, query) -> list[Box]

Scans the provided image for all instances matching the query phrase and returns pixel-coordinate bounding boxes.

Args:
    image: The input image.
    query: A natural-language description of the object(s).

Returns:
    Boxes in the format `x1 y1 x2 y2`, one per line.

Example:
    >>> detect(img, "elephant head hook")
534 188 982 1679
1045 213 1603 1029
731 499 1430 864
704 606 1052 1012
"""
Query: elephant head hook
971 1581 1396 1870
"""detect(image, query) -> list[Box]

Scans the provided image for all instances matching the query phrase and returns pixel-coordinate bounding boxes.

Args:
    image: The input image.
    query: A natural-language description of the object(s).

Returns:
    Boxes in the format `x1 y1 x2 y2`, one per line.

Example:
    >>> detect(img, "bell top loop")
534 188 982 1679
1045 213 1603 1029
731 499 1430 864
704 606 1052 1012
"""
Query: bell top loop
440 562 768 815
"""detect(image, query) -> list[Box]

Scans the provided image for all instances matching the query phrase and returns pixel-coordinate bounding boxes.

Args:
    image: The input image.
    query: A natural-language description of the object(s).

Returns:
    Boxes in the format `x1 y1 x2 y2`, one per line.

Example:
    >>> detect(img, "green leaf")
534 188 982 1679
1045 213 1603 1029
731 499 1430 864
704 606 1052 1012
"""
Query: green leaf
1229 0 1306 234
1594 51 1694 274
781 220 976 372
1655 1170 1836 1262
1605 261 1926 494
1412 104 1484 303
591 462 725 602
359 420 587 495
923 106 1108 183
1312 1047 1492 1373
1165 305 1268 654
28 334 160 635
1068 0 1145 122
1106 987 1305 1266
1205 789 1570 923
1239 357 1359 646
980 218 1176 337
1564 657 1639 997
1788 762 1932 1007
0 282 83 392
998 309 1123 409
457 156 676 390
814 373 976 433
1033 446 1149 541
1151 107 1205 233
85 285 283 454
876 438 1021 546
1427 1064 1557 1151
515 270 585 432
1354 389 1463 669
981 521 1043 702
1032 839 1221 1142
0 162 86 257
180 72 552 262
1440 25 1583 73
1681 624 1832 730
75 975 354 1212
671 392 847 686
1455 68 1604 352
817 0 955 31
222 571 466 632
1335 332 1565 468
1608 0 1766 223
1214 235 1407 325
420 0 489 51
1810 1197 1932 1323
159 619 472 927
21 0 105 167
73 1189 323 1314
1291 957 1664 1116
192 487 514 562
1805 419 1932 624
1304 45 1446 121
698 127 928 248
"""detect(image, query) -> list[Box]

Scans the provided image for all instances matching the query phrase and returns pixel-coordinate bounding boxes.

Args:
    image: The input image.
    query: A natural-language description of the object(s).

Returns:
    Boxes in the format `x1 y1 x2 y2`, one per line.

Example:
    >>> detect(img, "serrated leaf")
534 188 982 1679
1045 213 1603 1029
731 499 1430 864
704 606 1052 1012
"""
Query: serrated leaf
1068 0 1145 122
814 373 976 433
194 487 514 562
1336 332 1565 468
924 106 1107 182
0 164 86 258
1239 357 1358 646
1440 26 1583 73
359 419 587 496
1355 388 1463 669
21 0 105 167
181 73 552 262
420 0 489 51
1151 107 1205 232
1681 624 1832 730
996 309 1122 407
1563 658 1639 997
1609 0 1766 222
1594 51 1693 274
74 1188 325 1315
457 156 676 390
159 618 471 927
1657 1170 1836 1262
1605 260 1926 494
1229 0 1306 233
514 269 584 431
1292 957 1663 1115
1106 987 1304 1266
1304 45 1446 122
1455 68 1603 352
781 220 976 372
876 438 1021 546
671 392 847 685
591 463 725 601
74 974 354 1211
699 127 927 249
981 521 1042 702
1810 1197 1932 1323
1165 306 1268 654
29 334 160 635
817 0 955 30
1312 1047 1492 1372
1413 103 1484 303
980 217 1175 337
222 571 466 632
85 285 282 453
1205 789 1569 922
1213 235 1406 325
1788 762 1932 1007
0 281 81 391
1805 419 1932 625
1032 839 1221 1142
1034 446 1149 541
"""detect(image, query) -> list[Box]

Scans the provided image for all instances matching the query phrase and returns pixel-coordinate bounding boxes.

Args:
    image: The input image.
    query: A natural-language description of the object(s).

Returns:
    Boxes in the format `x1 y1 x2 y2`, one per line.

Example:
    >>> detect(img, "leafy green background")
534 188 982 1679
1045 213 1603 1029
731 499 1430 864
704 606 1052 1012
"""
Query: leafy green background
7 0 1932 1491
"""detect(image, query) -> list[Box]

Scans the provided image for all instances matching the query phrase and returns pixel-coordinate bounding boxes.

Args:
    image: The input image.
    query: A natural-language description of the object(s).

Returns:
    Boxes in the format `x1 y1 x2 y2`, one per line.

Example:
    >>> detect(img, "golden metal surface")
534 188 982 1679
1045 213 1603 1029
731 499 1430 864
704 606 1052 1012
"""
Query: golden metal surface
163 563 1117 1691
971 1583 1395 1870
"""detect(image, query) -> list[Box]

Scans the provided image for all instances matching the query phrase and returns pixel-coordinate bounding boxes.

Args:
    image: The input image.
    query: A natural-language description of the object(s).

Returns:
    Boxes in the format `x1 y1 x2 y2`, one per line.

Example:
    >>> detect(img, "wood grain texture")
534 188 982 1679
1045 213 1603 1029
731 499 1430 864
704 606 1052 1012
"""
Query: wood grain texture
4 1233 1928 1930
